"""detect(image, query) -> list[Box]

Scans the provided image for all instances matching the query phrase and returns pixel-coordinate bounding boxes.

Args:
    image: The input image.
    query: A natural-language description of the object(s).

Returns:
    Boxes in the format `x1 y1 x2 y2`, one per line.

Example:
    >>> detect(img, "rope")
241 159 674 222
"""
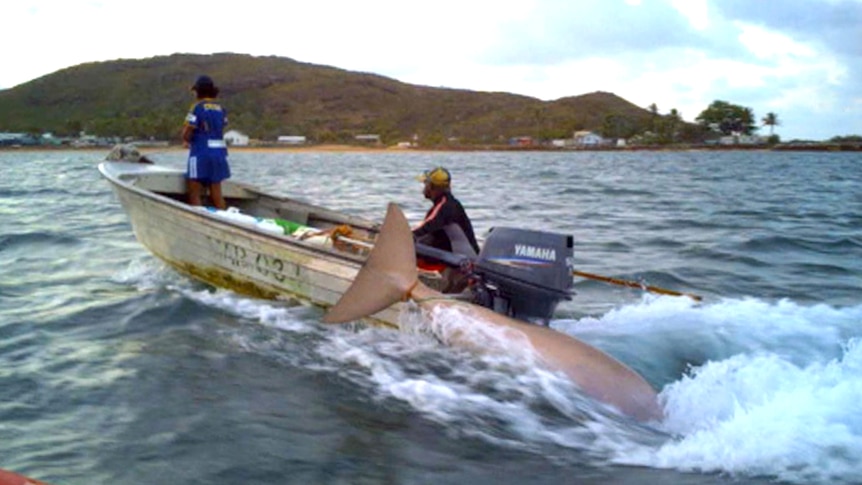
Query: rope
298 224 353 241
401 280 419 302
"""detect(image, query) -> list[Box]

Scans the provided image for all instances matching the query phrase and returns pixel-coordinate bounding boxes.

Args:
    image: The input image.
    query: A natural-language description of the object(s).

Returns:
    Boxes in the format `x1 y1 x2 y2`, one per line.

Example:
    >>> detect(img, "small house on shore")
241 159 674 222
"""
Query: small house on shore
354 134 381 144
573 131 604 147
277 135 307 145
0 132 39 146
509 136 534 146
225 130 249 146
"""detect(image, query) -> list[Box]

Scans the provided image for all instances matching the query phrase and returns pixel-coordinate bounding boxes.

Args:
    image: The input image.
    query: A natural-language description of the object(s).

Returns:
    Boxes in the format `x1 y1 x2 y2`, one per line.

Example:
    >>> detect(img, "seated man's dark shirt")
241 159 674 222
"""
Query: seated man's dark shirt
413 191 480 255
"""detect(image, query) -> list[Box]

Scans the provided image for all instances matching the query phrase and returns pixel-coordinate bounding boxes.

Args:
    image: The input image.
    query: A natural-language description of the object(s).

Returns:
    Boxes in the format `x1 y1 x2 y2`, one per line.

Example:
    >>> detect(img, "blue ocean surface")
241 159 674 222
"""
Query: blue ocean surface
0 148 860 485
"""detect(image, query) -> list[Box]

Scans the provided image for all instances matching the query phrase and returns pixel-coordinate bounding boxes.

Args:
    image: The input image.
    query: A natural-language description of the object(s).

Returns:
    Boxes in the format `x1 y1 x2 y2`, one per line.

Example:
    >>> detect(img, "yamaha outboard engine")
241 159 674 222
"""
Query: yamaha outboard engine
470 227 574 325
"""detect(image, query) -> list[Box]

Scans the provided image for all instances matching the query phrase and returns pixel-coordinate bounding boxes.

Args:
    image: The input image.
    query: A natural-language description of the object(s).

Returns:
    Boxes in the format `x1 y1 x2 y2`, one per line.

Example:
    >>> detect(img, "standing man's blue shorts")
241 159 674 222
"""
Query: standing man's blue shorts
187 151 230 184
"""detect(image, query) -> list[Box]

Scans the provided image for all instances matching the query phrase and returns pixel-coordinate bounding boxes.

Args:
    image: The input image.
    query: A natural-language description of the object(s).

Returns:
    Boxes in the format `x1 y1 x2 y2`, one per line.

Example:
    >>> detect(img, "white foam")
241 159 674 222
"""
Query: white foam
172 286 317 334
111 256 181 290
317 303 663 455
555 296 862 378
620 338 862 484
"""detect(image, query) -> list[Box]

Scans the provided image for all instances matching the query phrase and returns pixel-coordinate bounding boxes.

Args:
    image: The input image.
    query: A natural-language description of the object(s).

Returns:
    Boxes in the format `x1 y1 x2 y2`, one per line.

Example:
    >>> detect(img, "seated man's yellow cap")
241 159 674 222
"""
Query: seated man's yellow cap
417 167 451 187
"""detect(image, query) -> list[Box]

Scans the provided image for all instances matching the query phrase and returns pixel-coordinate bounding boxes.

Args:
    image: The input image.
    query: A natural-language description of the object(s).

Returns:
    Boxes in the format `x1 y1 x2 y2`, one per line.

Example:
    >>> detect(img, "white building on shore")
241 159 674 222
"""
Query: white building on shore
277 135 307 145
225 130 249 146
573 131 604 147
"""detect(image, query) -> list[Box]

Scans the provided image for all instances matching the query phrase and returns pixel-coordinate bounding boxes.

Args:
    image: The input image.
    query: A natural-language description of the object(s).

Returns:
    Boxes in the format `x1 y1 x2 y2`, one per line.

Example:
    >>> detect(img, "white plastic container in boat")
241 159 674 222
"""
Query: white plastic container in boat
203 207 285 236
254 218 285 236
201 207 333 246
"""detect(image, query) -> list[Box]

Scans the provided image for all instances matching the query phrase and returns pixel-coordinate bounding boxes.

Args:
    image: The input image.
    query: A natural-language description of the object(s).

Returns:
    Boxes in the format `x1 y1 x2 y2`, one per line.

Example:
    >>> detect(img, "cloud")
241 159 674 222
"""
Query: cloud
2 0 861 139
481 0 713 64
719 0 862 137
439 0 862 139
715 0 862 58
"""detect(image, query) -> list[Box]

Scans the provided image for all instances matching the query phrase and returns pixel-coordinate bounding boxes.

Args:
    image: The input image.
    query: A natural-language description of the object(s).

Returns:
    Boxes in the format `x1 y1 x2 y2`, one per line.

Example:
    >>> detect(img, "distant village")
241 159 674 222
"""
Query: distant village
0 128 793 150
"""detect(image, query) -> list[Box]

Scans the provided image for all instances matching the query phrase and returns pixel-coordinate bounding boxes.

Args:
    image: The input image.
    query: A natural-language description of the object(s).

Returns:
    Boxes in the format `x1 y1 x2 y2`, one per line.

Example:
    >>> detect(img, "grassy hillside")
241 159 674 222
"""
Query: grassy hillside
0 53 660 145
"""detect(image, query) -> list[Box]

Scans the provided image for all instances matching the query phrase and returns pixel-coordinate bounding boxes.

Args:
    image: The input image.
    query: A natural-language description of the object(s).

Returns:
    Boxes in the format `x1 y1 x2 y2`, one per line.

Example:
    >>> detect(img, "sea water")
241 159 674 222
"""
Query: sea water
0 149 860 485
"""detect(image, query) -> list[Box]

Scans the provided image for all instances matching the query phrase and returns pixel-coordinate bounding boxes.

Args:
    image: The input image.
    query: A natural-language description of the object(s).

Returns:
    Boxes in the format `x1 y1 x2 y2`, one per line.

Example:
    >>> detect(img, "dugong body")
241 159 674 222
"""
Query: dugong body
324 203 662 422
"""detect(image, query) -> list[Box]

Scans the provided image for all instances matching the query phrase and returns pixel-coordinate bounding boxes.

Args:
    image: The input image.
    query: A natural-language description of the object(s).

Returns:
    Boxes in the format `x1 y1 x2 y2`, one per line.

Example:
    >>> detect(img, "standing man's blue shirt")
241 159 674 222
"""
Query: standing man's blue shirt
185 98 228 155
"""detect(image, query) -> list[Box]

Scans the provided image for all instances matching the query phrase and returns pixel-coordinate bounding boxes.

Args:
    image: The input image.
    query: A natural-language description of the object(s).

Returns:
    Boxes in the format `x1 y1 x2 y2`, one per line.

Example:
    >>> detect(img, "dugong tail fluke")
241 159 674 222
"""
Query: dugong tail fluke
324 203 663 422
323 203 419 324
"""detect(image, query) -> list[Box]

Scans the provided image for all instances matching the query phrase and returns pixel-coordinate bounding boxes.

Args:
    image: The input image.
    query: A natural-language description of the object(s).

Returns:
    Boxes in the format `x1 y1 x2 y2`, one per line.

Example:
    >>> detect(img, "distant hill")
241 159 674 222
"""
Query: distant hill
0 53 663 145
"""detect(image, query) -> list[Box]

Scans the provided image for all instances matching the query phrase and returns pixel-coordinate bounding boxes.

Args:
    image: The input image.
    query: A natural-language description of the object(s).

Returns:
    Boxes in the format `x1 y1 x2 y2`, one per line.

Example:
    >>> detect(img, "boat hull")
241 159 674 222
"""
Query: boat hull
99 162 404 326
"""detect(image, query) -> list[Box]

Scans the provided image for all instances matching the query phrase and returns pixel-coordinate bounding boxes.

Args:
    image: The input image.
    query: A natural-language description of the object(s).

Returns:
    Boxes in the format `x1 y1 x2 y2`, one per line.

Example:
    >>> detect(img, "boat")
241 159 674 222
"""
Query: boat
98 160 411 326
99 156 670 421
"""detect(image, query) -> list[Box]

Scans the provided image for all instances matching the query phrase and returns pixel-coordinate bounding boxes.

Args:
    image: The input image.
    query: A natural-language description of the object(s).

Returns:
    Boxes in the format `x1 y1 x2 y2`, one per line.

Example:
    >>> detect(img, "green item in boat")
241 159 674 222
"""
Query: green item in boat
273 218 306 235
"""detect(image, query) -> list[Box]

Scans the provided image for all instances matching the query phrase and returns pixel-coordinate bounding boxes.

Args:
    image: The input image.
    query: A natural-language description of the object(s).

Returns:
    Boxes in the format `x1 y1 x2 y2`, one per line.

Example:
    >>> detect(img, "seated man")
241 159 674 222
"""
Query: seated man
413 167 480 291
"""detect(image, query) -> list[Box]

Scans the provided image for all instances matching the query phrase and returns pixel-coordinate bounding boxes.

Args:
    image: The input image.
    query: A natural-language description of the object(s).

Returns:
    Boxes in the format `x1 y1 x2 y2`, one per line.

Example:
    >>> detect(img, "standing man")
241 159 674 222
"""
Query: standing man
183 75 230 209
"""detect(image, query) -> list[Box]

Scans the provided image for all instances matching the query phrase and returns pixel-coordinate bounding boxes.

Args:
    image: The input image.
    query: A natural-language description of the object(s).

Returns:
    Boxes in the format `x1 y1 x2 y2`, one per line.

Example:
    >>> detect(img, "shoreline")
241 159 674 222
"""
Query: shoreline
2 143 860 153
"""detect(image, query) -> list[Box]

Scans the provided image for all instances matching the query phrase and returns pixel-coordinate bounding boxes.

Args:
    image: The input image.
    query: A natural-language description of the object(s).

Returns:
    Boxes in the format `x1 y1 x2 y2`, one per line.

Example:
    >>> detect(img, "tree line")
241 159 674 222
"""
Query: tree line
694 100 780 139
31 99 784 146
597 99 783 146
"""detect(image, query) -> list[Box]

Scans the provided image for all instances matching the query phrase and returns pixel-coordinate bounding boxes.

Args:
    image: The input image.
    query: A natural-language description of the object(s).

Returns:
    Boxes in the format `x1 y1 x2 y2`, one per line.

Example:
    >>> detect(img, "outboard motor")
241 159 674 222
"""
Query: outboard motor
469 227 574 325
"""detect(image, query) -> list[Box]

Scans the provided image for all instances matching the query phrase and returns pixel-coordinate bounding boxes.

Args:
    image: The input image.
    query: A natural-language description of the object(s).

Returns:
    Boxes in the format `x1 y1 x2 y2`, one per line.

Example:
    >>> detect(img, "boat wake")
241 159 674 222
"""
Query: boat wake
628 340 862 483
120 258 862 483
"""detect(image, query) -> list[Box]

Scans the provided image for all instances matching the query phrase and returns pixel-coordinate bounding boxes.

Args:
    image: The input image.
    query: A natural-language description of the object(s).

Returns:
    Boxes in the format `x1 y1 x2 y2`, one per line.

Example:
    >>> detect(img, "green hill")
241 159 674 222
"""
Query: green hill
0 52 662 145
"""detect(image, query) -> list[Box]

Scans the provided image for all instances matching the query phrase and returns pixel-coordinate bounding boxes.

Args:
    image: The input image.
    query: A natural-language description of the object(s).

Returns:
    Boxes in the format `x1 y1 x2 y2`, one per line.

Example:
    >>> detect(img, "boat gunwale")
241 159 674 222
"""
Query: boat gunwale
97 161 375 265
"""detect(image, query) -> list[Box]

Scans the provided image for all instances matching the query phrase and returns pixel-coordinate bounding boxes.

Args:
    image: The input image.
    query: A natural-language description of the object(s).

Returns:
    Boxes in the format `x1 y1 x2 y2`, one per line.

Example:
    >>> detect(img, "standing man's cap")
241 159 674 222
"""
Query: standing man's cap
191 75 215 91
417 167 451 187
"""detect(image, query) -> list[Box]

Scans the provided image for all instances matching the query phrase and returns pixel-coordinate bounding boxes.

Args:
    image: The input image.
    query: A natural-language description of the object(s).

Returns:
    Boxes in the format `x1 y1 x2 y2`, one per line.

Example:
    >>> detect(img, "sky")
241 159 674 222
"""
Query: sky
3 0 861 141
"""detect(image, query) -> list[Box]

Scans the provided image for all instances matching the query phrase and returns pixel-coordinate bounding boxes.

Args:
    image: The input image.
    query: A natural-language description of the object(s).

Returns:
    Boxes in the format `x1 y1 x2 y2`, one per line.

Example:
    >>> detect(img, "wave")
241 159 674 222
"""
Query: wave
0 231 81 252
554 297 862 483
596 186 657 197
622 339 862 484
786 261 856 276
681 246 771 268
655 218 743 231
737 234 862 253
0 187 80 198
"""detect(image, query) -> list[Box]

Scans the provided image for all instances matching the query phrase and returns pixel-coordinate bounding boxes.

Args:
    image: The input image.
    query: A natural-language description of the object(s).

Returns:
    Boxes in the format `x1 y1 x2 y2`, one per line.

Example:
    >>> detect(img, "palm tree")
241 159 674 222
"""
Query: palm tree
648 103 659 132
762 112 780 135
668 108 682 143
